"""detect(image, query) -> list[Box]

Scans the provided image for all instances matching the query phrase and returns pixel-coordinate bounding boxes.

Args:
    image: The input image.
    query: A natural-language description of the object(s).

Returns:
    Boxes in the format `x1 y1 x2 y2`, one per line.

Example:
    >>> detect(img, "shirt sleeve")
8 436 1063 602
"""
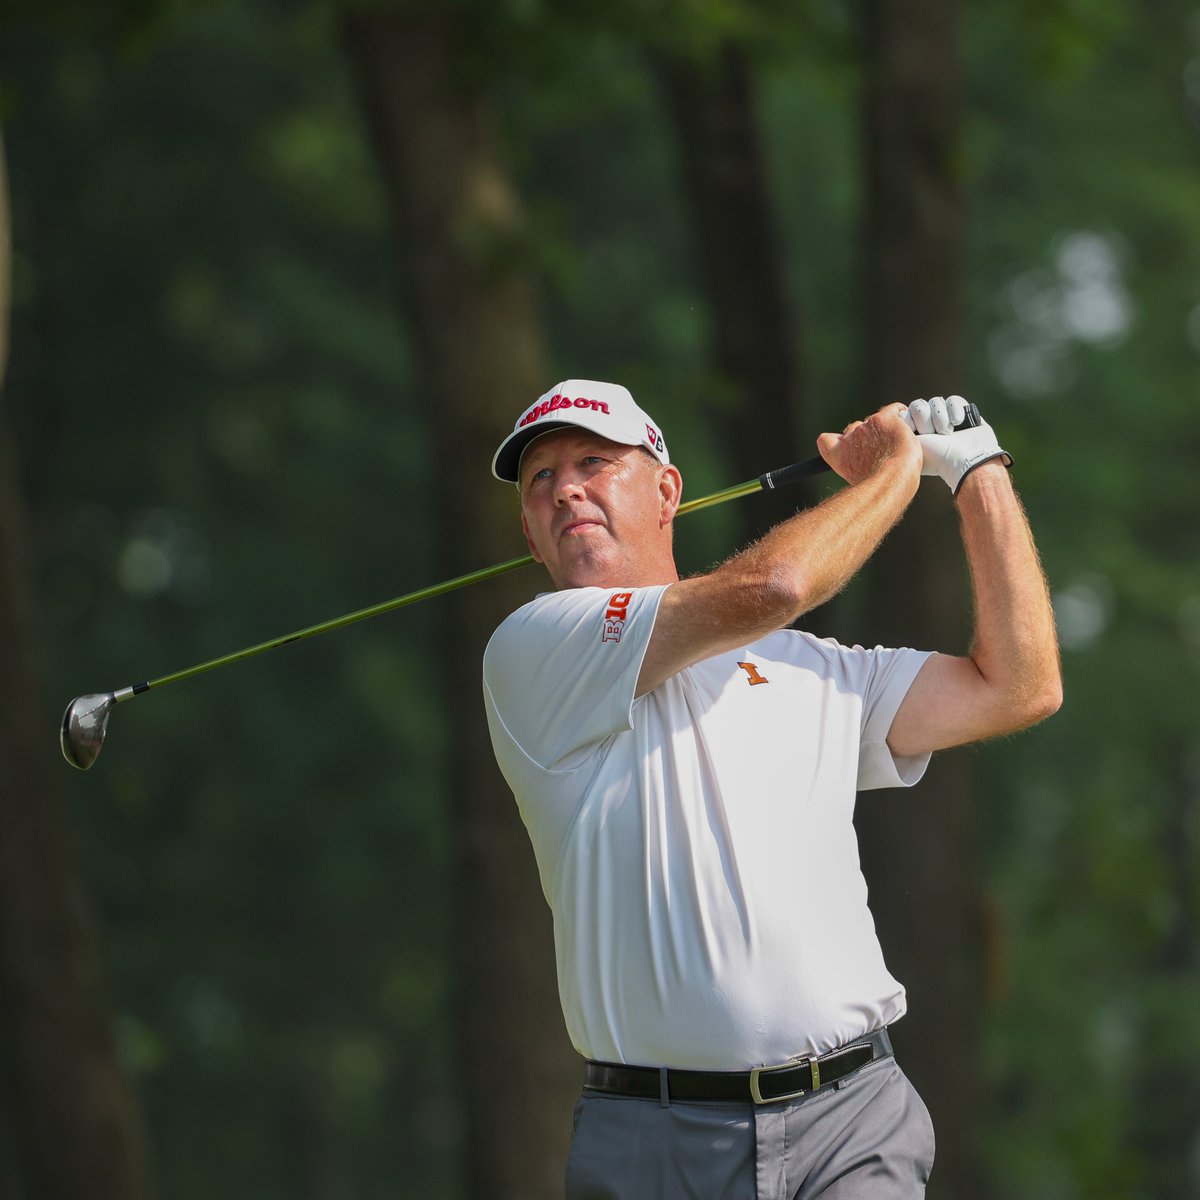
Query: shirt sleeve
482 585 668 771
856 646 935 790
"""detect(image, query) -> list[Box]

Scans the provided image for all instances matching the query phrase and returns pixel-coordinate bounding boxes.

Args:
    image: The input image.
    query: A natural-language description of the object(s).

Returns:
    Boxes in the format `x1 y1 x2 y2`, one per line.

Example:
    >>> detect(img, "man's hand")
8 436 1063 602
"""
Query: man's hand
902 395 1012 495
816 403 923 486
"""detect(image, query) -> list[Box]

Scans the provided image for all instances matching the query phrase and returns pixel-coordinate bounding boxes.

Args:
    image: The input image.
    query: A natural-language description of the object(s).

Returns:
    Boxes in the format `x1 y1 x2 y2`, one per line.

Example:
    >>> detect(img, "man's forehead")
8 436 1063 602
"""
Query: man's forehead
519 429 633 474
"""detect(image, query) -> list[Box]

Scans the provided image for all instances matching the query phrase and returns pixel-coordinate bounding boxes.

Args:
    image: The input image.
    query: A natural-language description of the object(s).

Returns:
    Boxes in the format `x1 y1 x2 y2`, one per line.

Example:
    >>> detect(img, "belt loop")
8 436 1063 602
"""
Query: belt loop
659 1067 670 1108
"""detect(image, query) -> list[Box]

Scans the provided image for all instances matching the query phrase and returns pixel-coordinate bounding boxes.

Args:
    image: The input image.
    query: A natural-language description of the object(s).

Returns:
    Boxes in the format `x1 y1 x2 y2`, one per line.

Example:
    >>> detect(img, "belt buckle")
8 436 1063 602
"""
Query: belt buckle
749 1057 820 1105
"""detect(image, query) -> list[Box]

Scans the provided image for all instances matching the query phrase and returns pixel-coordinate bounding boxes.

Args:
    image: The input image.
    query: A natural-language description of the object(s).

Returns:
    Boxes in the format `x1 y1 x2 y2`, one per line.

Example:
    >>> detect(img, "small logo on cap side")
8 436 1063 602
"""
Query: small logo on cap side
646 424 664 453
519 393 611 429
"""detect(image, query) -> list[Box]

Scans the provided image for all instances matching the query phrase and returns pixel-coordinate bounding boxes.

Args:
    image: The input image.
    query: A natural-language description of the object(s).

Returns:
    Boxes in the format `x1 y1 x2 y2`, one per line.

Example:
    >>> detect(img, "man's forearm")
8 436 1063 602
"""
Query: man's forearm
730 454 921 619
637 447 921 698
885 461 1061 756
956 462 1062 723
638 405 926 698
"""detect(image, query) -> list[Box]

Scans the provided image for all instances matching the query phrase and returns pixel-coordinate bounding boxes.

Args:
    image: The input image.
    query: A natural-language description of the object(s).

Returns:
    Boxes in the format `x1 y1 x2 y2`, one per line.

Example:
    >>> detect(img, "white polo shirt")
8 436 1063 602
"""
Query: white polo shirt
482 584 933 1070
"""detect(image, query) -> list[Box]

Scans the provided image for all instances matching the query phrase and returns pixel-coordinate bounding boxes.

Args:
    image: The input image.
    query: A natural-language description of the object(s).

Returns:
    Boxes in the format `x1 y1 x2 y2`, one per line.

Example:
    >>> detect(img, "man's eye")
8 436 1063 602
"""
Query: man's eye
531 467 552 482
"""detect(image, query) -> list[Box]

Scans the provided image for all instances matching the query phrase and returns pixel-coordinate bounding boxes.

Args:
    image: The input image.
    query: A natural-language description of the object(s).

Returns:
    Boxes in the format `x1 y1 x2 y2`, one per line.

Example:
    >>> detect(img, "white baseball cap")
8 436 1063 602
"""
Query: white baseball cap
492 379 670 483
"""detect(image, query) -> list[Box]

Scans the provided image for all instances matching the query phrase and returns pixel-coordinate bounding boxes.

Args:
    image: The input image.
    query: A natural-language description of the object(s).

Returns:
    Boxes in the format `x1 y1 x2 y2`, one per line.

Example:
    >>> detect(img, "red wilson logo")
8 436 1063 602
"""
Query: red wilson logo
646 424 664 453
518 393 612 429
602 591 632 643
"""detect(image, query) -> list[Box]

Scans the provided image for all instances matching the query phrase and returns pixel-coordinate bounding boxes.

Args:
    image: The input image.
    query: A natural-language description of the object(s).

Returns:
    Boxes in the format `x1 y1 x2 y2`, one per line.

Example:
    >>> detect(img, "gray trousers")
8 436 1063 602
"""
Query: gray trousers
565 1056 934 1200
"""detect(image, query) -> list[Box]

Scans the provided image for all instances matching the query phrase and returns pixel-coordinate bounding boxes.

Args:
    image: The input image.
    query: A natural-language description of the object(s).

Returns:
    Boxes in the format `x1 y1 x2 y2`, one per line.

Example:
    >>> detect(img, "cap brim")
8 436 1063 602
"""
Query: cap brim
491 422 577 484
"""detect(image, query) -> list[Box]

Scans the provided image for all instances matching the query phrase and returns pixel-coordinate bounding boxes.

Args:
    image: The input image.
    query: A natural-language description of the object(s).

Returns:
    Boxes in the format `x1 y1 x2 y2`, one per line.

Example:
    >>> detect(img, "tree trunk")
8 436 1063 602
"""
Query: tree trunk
855 2 988 1198
341 11 579 1198
0 124 156 1200
653 44 812 546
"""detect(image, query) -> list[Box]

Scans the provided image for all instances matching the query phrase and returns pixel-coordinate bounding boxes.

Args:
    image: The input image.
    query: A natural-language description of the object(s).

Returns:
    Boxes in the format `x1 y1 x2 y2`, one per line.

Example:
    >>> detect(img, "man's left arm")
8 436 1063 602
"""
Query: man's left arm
886 459 1063 757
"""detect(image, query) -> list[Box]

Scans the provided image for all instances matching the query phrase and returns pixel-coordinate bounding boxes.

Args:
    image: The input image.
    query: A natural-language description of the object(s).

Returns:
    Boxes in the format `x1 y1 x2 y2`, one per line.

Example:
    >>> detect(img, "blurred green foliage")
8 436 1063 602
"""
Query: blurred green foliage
2 0 1199 1196
6 3 454 1195
966 4 1200 1195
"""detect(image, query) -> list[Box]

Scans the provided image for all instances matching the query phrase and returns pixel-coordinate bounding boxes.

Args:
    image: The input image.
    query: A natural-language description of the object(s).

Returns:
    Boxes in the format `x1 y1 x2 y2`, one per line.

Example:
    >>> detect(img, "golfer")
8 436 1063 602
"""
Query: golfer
482 380 1061 1199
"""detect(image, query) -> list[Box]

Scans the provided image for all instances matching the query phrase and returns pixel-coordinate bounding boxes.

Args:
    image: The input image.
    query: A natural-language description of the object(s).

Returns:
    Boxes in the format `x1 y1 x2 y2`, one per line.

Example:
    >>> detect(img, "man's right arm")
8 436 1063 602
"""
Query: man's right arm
636 406 923 697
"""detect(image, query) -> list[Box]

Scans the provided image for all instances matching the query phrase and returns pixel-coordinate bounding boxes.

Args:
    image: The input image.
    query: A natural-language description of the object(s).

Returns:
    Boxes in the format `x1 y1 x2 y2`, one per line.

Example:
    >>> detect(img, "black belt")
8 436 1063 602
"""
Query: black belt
584 1028 892 1106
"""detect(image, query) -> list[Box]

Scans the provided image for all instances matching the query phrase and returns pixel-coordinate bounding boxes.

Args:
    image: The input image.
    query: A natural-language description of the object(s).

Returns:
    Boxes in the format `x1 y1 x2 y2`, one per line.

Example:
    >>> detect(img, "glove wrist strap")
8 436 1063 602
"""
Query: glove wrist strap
952 450 1014 497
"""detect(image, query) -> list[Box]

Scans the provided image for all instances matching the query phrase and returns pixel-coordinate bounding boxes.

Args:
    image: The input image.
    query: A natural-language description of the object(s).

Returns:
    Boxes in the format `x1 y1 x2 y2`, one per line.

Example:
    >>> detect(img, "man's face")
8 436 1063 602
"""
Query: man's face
518 429 679 590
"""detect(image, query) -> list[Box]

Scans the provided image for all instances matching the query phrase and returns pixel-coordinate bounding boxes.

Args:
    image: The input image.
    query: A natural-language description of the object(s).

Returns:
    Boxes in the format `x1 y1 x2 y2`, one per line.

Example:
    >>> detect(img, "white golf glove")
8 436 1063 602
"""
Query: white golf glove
901 395 1012 495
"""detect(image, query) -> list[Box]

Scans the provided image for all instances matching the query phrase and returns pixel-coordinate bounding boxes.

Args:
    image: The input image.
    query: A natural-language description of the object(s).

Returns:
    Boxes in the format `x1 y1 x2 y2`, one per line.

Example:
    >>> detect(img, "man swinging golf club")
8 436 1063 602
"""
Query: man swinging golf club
482 379 1061 1199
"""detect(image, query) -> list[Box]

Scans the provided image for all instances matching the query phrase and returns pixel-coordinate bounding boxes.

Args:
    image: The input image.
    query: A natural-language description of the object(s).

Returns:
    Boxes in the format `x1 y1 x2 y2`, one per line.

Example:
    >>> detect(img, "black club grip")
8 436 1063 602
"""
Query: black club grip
757 403 982 491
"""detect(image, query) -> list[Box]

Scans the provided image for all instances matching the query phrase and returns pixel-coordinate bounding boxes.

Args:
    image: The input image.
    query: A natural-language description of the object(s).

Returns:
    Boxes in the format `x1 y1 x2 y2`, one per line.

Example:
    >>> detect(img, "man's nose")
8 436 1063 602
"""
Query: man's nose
554 474 586 504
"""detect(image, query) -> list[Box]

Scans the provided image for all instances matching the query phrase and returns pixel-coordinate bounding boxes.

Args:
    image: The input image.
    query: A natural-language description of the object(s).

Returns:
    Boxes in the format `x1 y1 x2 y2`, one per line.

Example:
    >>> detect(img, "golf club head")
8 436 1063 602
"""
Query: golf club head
61 692 116 770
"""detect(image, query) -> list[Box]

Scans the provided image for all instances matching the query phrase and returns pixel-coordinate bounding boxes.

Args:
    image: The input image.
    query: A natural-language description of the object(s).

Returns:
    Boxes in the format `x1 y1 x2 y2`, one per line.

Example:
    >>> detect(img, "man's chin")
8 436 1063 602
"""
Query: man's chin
552 552 621 592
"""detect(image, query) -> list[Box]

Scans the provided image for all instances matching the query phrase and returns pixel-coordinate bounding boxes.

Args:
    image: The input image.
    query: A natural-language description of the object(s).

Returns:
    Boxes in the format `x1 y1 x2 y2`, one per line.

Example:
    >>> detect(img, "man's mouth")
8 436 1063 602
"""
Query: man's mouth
559 518 603 538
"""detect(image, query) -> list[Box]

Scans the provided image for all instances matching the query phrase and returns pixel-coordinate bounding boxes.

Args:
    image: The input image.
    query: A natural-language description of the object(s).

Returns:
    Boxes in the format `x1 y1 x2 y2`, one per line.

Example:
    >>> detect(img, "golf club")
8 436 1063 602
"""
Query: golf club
60 403 982 771
59 455 830 770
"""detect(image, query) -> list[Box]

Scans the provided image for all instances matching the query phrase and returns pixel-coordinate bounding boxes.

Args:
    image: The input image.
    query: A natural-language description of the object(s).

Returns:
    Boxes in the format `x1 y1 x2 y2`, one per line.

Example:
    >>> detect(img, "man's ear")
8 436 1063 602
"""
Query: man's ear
520 510 544 563
658 465 683 528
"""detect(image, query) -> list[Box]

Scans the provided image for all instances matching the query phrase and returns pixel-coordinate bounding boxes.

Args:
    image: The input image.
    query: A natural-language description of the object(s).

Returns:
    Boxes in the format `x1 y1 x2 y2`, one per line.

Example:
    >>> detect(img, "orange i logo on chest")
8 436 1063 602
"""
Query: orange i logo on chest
737 661 769 686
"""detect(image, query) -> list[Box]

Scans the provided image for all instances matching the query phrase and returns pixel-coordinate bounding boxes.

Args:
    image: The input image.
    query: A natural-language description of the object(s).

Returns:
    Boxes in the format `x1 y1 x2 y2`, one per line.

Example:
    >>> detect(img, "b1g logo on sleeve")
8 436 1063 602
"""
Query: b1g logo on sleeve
602 591 633 643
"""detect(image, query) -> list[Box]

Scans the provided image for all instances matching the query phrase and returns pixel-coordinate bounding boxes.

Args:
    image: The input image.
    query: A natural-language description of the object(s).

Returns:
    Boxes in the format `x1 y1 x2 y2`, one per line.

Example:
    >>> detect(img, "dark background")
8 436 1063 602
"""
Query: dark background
1 1 1198 1197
